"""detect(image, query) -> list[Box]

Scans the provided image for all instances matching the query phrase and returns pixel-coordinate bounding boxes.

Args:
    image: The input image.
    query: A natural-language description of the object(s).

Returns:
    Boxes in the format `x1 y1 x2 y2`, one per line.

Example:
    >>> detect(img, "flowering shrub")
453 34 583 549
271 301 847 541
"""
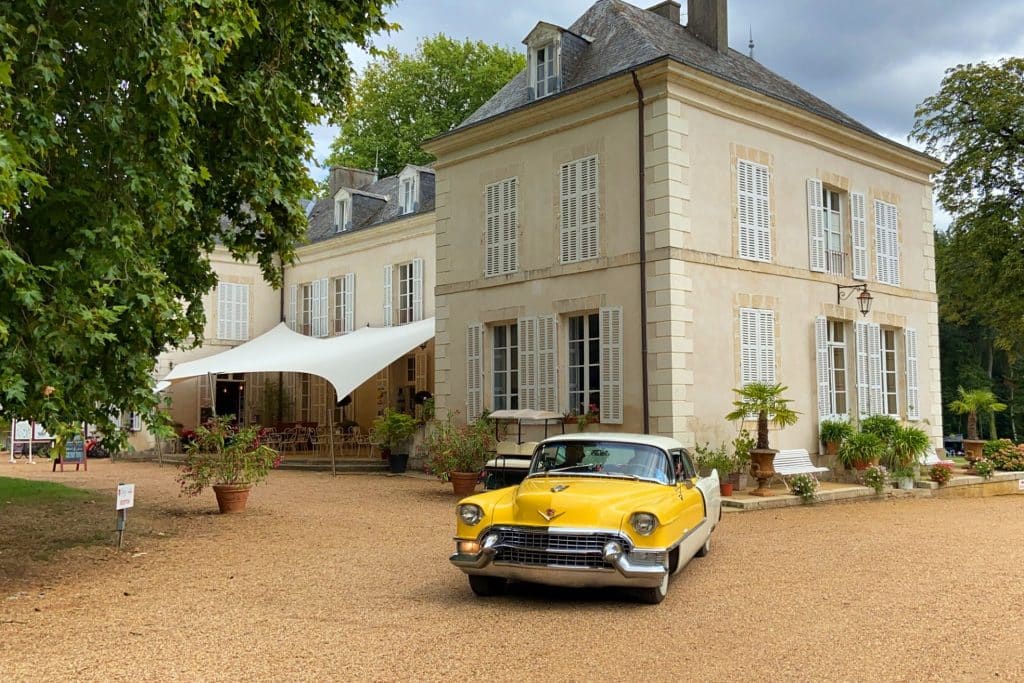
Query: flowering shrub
984 441 1024 471
789 473 817 502
564 403 600 432
982 439 1012 459
929 462 954 485
971 458 995 479
862 465 888 494
424 411 496 482
177 417 280 496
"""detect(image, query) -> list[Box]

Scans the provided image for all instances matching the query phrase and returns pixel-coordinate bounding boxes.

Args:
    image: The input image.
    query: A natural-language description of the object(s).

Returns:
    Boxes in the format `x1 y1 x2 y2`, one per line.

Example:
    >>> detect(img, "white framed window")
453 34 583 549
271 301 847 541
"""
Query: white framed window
492 323 519 411
827 320 848 416
333 273 355 334
559 155 599 263
531 43 558 98
738 160 771 262
568 313 600 415
855 320 884 418
823 189 845 275
739 308 776 386
400 175 417 215
874 199 900 286
334 196 349 232
216 282 250 341
300 283 313 336
398 263 414 324
881 328 899 416
485 177 518 276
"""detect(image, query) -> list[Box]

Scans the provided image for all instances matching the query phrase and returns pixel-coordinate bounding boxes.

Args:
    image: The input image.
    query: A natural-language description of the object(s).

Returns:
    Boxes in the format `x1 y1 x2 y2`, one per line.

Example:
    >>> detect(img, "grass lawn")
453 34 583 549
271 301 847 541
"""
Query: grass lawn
0 476 114 583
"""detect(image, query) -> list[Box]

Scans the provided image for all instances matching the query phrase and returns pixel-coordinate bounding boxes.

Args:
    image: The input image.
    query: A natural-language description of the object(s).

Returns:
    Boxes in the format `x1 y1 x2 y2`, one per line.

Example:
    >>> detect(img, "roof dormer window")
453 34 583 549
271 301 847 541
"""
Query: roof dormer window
533 43 559 98
334 190 350 232
398 168 418 215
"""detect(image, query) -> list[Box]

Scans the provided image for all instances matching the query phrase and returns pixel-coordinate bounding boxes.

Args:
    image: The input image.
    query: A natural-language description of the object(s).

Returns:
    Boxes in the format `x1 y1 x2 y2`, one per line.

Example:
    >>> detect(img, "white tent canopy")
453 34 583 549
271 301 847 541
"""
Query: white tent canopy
161 318 435 401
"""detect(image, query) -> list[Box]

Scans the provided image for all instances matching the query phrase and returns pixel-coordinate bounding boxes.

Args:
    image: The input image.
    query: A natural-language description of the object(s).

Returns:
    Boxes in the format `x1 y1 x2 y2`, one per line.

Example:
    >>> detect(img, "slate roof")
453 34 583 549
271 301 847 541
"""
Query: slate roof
456 0 881 142
305 169 435 244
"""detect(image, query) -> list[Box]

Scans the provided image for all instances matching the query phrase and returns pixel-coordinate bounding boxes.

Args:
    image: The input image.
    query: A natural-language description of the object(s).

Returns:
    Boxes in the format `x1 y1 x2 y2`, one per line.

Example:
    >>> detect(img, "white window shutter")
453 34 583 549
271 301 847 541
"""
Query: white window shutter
343 273 355 333
888 204 900 286
237 284 249 340
739 308 758 386
216 285 228 339
130 412 142 432
382 264 393 327
517 316 538 410
760 309 776 383
466 323 483 420
815 316 831 419
599 306 623 424
905 327 920 420
412 258 424 322
851 192 868 280
855 321 870 418
504 178 518 273
537 314 558 412
738 160 771 262
868 322 883 416
580 156 599 260
313 278 328 337
559 161 578 263
807 179 825 272
875 200 900 286
484 183 499 276
287 284 297 331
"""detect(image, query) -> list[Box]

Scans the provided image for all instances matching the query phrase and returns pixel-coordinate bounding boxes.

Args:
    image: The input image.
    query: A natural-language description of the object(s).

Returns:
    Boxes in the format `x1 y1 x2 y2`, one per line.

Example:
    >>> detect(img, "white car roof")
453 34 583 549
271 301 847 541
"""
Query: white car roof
537 432 684 452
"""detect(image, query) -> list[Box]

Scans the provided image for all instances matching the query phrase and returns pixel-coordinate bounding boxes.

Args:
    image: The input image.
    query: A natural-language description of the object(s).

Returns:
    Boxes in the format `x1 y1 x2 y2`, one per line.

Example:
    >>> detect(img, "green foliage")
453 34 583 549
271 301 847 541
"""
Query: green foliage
859 415 900 442
983 439 1013 458
929 463 954 485
837 431 884 469
886 424 931 471
724 382 800 450
788 473 817 502
731 429 754 471
819 419 854 445
370 408 418 453
948 387 1007 440
326 34 525 176
984 441 1024 471
862 465 888 494
0 1 393 435
177 417 280 495
971 458 995 479
695 443 734 478
0 476 96 504
424 411 496 481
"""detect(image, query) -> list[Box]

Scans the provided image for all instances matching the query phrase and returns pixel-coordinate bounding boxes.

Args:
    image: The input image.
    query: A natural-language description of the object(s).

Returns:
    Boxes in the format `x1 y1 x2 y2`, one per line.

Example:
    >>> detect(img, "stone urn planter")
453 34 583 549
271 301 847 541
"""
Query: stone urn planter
963 439 986 462
748 448 777 497
212 484 252 513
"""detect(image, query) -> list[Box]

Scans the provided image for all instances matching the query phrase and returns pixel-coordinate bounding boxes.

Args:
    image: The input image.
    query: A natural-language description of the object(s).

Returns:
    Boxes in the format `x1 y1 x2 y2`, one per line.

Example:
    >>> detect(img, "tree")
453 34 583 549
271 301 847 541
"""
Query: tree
326 35 525 177
948 387 1007 441
911 59 1024 349
0 1 393 439
724 382 799 451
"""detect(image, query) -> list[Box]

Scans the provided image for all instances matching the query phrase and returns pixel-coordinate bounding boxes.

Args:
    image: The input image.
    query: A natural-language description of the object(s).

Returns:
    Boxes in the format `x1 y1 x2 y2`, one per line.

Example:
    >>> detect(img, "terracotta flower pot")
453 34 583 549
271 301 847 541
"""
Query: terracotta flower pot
450 471 479 496
212 484 252 513
720 482 734 497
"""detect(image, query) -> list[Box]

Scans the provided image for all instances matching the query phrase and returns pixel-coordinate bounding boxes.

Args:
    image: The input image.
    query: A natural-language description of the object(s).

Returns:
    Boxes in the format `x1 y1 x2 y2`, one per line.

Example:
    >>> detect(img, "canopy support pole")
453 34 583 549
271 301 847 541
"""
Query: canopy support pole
329 392 337 476
8 419 14 463
207 373 217 417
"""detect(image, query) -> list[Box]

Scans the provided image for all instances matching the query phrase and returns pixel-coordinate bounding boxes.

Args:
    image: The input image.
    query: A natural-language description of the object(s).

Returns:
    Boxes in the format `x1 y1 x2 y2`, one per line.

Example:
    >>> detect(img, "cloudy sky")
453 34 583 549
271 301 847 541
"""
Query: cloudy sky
309 0 1024 226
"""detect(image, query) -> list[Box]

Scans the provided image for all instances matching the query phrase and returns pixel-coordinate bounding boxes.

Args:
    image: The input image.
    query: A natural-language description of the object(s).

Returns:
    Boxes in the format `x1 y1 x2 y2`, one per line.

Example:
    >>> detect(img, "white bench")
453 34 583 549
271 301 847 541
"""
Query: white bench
772 449 830 489
919 447 953 467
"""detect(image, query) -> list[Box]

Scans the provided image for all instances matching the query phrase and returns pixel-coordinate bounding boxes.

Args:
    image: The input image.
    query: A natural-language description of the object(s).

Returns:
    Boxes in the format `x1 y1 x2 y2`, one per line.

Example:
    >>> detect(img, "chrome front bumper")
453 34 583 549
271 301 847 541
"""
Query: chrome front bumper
450 530 668 589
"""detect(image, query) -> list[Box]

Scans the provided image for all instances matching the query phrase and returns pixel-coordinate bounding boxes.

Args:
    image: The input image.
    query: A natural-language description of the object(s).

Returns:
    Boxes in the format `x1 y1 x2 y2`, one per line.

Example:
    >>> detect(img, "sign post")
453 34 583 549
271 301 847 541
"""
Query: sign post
115 483 135 548
54 433 87 472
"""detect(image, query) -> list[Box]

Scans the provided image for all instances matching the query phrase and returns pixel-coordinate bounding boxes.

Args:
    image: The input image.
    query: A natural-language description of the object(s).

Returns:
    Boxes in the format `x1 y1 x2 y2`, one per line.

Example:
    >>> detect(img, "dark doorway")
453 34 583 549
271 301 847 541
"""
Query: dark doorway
216 375 245 422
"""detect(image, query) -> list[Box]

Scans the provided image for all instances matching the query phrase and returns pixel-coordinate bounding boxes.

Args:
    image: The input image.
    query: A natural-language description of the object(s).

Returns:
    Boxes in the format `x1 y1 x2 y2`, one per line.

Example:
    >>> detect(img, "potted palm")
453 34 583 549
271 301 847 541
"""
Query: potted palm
819 418 854 458
837 431 884 472
948 387 1007 461
425 411 496 495
177 417 280 513
370 409 418 474
725 382 799 497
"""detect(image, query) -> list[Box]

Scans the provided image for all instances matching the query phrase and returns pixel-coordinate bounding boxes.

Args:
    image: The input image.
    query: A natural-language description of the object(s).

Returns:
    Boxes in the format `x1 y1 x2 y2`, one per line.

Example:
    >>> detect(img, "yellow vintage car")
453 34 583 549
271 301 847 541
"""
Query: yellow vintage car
449 433 722 604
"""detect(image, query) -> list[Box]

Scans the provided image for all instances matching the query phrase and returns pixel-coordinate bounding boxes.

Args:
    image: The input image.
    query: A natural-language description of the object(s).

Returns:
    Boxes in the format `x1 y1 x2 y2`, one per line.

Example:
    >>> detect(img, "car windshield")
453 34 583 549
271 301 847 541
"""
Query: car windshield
527 441 673 484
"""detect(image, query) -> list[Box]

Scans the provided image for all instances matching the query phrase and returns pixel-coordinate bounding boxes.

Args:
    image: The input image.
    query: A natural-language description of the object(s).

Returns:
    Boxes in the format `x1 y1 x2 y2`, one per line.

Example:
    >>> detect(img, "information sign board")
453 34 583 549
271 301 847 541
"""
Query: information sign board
116 484 135 511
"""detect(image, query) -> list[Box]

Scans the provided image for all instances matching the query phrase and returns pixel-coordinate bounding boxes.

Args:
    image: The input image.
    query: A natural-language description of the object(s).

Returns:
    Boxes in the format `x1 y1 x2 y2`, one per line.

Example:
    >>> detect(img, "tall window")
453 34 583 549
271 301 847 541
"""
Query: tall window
874 199 900 286
334 197 349 233
300 283 313 336
400 176 416 214
881 328 898 415
493 324 519 410
827 321 848 416
823 189 845 275
533 44 558 98
737 159 771 262
568 313 600 415
739 308 776 386
485 178 518 276
397 263 414 324
333 273 354 334
216 283 249 341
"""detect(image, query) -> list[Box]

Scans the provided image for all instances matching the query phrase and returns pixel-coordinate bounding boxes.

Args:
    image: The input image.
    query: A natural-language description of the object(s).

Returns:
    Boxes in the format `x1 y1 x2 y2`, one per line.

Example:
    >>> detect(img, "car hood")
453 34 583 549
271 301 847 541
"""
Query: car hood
499 475 677 530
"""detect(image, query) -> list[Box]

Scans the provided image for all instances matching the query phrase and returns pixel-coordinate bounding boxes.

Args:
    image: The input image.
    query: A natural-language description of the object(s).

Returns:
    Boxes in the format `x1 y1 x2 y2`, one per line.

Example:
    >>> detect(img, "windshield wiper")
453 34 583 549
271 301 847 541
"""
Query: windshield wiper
543 463 597 476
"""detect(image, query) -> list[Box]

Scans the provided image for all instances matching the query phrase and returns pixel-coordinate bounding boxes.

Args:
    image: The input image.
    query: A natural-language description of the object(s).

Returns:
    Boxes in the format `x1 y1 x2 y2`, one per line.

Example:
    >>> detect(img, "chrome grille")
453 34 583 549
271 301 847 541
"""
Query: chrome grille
491 526 629 570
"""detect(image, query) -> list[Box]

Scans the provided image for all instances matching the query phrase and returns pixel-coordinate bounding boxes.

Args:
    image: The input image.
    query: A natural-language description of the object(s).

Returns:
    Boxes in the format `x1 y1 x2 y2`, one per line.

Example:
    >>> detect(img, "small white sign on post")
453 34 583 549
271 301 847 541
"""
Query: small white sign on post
116 483 135 510
1018 479 1024 492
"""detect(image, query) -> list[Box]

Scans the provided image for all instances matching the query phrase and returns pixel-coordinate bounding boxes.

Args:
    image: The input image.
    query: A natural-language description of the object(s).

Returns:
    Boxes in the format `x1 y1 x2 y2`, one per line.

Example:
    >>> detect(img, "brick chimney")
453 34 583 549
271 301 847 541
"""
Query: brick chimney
327 166 379 197
687 0 728 52
647 0 680 23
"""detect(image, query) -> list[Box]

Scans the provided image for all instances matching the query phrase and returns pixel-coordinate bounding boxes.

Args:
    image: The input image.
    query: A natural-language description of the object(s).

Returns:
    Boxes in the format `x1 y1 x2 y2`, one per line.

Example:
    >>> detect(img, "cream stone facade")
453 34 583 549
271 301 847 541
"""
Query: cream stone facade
425 0 943 459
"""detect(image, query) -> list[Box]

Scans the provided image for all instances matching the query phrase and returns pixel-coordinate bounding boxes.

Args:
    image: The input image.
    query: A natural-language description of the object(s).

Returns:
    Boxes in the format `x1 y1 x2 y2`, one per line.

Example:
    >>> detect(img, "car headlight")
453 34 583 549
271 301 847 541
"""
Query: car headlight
630 512 658 536
458 504 483 526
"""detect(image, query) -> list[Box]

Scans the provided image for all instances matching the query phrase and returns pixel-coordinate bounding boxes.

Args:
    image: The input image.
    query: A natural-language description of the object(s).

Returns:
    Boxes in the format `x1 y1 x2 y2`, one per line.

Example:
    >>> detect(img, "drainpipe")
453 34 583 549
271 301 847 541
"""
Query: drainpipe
631 71 650 435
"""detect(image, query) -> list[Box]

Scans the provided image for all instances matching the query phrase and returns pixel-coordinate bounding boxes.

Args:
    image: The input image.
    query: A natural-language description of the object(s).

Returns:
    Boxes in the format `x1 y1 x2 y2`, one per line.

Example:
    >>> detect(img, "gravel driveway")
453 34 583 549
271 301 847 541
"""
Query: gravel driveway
1 460 1022 682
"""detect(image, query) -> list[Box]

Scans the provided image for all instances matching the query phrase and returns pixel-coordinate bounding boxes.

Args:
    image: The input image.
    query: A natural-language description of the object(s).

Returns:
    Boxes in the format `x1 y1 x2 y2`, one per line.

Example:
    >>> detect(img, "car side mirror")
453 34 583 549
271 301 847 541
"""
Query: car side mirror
679 478 695 489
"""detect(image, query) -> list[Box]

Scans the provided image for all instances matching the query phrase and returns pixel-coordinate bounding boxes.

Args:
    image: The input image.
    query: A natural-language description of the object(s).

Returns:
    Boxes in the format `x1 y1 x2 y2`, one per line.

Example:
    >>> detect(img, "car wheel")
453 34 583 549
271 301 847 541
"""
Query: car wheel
696 533 711 558
636 573 669 604
468 575 507 597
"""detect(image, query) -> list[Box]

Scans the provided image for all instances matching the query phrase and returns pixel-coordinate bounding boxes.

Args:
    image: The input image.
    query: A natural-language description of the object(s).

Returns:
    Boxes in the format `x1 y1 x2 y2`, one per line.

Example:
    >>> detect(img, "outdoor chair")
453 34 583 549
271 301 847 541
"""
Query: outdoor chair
772 449 831 490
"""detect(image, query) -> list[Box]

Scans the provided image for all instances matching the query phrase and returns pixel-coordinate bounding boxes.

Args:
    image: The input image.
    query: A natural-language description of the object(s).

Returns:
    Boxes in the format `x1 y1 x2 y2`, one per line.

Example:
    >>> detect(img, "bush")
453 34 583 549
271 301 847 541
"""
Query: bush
862 465 888 494
838 431 884 469
982 439 1012 458
987 442 1024 471
789 473 817 502
930 462 954 485
972 458 995 479
885 424 931 470
819 418 854 446
859 415 900 441
177 418 280 496
424 411 496 481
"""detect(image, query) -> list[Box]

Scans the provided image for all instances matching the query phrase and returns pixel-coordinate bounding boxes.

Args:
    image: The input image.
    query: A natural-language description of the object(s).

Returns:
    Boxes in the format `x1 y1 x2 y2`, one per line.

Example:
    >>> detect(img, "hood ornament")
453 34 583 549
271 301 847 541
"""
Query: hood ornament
539 508 564 522
550 484 568 493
